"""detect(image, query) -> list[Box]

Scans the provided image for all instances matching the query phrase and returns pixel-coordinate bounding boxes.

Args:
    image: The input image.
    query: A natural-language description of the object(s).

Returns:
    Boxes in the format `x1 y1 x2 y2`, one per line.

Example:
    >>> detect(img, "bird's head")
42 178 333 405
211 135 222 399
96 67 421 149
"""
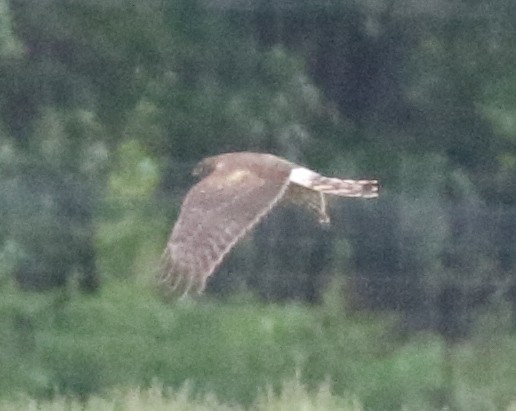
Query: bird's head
192 156 219 179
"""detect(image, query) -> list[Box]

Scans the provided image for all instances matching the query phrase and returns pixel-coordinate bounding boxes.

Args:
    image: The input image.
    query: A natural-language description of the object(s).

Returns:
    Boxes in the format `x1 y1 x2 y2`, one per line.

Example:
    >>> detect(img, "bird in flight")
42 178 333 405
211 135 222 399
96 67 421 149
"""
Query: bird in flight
159 152 378 296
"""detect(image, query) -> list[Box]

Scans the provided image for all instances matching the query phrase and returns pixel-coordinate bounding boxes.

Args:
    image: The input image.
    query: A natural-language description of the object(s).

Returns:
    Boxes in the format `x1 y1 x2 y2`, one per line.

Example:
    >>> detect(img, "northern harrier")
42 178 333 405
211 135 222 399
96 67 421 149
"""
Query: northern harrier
159 152 378 296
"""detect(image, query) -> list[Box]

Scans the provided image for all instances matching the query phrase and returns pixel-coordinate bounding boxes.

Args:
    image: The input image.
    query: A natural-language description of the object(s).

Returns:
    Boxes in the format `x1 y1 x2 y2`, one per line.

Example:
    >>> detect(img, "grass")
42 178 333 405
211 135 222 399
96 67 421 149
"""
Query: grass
3 380 516 411
1 378 363 411
1 280 516 410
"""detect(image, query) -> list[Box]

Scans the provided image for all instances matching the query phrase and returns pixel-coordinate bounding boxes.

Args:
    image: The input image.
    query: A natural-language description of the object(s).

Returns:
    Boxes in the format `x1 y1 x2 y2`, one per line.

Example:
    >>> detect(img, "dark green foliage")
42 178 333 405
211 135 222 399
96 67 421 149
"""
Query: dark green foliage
1 0 514 308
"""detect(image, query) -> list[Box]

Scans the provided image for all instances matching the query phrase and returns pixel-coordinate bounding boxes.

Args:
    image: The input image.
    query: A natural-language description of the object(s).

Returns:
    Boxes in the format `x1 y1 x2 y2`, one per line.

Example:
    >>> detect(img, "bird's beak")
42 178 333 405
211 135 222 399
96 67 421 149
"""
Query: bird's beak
192 164 202 177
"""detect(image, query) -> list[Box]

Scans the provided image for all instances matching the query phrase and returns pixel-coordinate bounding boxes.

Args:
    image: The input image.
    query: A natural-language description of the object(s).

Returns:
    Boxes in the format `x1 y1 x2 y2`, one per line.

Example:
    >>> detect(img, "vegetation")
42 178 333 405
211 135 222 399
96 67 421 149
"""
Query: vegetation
0 281 516 410
1 380 363 411
1 0 516 409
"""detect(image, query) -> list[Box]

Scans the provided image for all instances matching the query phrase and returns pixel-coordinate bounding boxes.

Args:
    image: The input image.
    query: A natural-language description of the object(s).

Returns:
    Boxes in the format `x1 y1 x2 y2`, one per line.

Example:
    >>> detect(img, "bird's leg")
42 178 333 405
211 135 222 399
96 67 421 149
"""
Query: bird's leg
317 192 330 225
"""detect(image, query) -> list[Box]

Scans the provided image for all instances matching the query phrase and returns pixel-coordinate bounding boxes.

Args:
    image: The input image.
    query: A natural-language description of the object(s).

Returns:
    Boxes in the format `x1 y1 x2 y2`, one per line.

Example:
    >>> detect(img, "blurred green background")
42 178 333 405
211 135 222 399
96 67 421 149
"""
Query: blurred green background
1 0 516 409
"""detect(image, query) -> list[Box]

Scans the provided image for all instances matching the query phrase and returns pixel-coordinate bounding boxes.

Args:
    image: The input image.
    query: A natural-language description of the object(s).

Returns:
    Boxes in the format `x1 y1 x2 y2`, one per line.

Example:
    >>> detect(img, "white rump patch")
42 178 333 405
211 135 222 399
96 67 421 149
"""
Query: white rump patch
289 167 319 187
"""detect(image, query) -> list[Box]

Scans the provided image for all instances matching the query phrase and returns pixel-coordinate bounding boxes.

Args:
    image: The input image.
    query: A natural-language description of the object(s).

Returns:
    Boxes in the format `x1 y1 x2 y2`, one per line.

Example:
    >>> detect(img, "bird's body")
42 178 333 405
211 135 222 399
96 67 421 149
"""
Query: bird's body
159 152 378 296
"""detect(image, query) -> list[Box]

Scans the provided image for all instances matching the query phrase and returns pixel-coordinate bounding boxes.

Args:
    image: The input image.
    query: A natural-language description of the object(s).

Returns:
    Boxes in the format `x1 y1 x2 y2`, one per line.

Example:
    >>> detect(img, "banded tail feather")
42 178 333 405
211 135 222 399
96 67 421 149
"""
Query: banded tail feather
289 167 379 198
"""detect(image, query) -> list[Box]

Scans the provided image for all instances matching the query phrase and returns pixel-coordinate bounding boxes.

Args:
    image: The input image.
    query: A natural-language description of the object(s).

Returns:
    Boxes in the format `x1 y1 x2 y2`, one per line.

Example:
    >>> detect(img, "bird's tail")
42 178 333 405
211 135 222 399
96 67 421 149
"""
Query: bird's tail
289 167 379 198
309 176 379 198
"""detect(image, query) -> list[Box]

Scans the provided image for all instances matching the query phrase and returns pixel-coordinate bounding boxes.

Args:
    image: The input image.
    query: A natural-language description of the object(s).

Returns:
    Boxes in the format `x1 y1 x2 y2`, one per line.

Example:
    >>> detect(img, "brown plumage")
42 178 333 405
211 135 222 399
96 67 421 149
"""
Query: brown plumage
159 152 378 296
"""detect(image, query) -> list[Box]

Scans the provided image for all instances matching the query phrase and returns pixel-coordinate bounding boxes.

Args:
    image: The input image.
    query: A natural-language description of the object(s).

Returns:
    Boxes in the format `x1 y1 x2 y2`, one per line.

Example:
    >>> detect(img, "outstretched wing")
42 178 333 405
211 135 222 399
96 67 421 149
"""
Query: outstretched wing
159 167 290 296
